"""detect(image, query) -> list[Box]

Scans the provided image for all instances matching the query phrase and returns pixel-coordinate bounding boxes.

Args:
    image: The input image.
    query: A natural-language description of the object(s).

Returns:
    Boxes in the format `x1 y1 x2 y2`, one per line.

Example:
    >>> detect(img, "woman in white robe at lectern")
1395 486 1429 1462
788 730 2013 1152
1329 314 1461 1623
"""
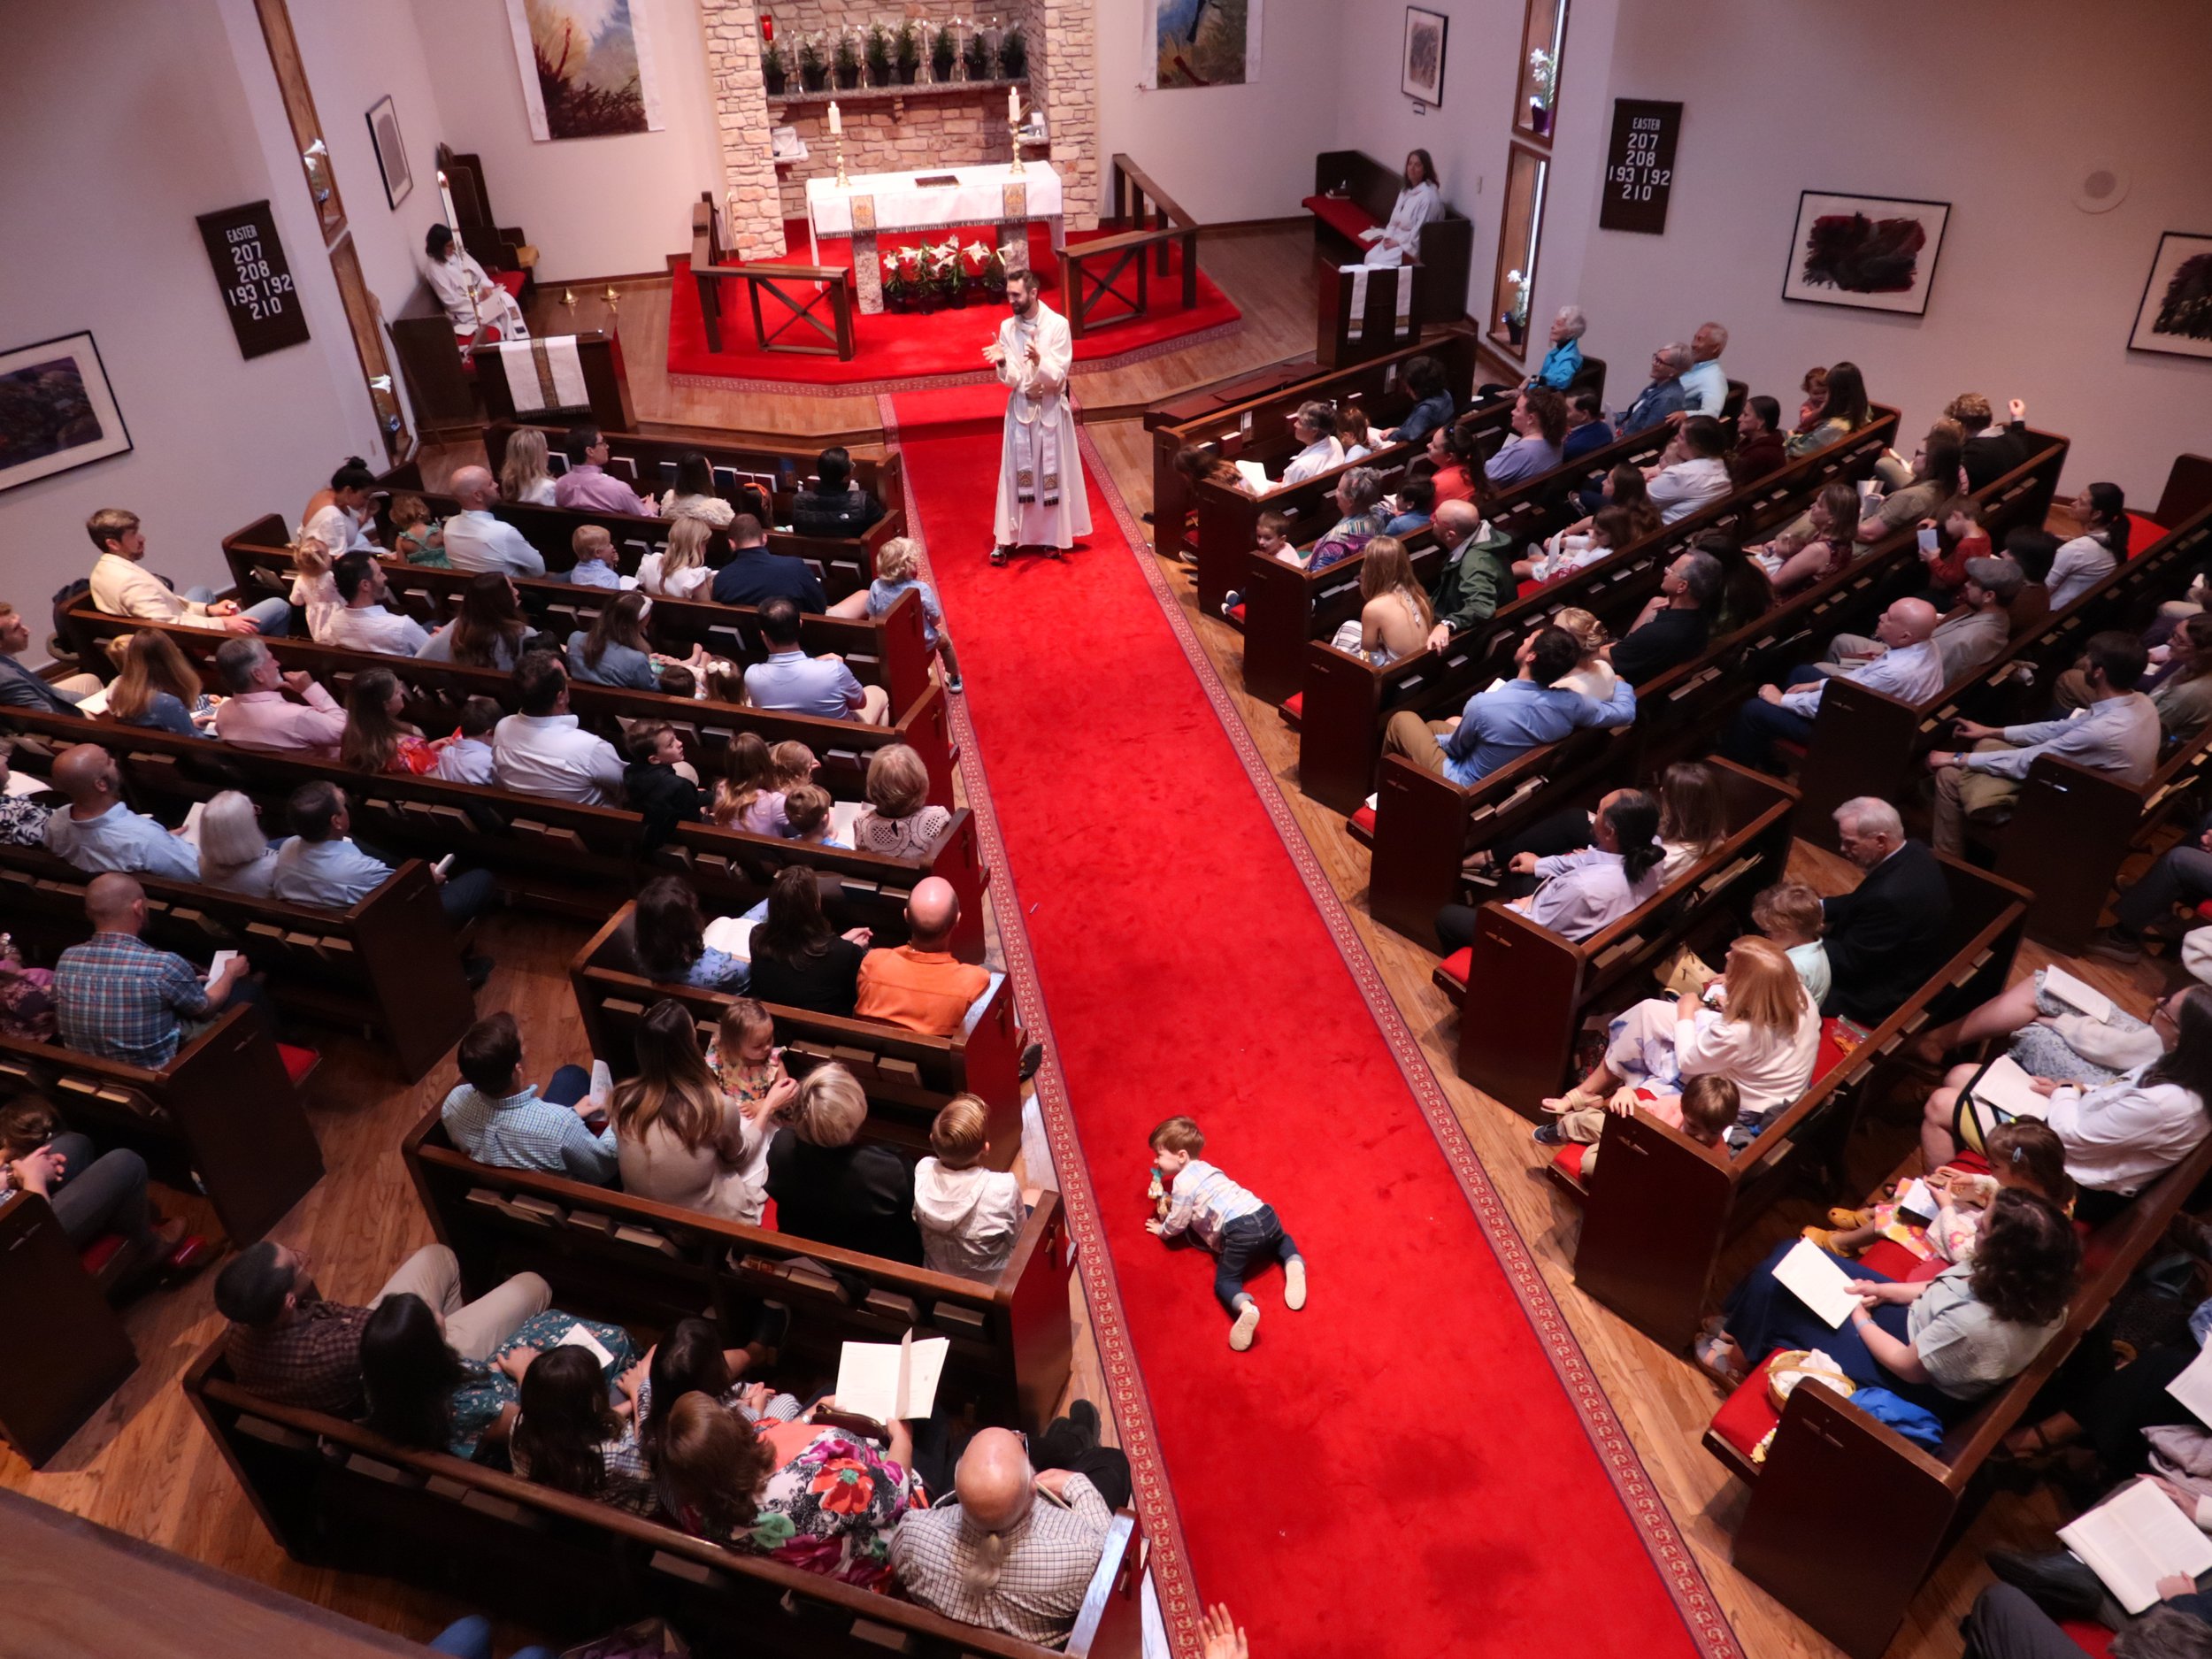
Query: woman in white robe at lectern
1359 150 1443 267
422 224 528 343
985 269 1090 565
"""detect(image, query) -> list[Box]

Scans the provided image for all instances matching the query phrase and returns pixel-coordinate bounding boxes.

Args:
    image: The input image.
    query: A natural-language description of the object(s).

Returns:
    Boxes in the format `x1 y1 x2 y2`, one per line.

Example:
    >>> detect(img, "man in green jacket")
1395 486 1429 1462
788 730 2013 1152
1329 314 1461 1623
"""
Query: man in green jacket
1424 499 1517 653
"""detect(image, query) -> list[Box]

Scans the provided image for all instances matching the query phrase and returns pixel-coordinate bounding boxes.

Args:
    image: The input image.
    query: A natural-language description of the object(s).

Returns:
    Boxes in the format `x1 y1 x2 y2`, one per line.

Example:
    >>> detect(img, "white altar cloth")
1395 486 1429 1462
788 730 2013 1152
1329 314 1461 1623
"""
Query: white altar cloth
805 162 1064 261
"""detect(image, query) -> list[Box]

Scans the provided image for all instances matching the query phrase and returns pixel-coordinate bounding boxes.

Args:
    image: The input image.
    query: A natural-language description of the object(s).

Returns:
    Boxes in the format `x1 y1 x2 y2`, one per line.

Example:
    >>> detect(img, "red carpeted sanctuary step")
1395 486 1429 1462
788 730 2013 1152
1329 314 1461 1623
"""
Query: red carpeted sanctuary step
665 220 1240 391
883 383 1737 1659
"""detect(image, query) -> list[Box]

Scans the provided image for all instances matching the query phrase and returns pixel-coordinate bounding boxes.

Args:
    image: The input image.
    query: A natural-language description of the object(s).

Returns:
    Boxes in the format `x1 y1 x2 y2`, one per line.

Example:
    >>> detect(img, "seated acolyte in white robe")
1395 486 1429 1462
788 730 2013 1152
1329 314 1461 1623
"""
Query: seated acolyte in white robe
423 247 528 342
1361 180 1442 267
992 300 1091 551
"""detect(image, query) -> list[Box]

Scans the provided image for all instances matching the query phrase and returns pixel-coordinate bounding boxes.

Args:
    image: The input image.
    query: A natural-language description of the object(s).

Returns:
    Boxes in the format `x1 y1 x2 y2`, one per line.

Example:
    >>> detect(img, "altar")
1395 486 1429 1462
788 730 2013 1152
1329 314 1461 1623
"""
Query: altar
805 162 1064 315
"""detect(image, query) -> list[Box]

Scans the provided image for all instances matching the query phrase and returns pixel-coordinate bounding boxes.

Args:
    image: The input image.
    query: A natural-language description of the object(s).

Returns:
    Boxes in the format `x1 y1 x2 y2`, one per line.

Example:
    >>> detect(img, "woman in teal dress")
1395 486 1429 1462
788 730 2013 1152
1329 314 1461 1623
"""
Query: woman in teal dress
361 1294 638 1462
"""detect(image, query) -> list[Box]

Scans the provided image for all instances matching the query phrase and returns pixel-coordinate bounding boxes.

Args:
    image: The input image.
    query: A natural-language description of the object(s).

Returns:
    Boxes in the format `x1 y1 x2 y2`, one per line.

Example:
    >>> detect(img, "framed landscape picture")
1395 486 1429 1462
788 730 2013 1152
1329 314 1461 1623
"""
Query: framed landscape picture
1782 190 1950 315
2129 232 2212 359
0 331 132 495
365 95 412 209
1402 7 1448 105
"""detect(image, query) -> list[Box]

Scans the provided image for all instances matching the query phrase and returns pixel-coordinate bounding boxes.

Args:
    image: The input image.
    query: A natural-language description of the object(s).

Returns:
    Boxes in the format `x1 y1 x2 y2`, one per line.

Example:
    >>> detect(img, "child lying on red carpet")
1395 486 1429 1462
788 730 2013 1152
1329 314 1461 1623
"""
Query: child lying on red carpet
1145 1116 1307 1351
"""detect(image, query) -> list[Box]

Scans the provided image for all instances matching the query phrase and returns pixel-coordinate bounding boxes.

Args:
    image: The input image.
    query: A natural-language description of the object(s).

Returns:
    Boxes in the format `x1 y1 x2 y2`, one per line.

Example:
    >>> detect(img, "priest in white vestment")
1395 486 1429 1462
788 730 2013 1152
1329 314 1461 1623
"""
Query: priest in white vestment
422 224 528 343
985 271 1089 564
1359 150 1444 266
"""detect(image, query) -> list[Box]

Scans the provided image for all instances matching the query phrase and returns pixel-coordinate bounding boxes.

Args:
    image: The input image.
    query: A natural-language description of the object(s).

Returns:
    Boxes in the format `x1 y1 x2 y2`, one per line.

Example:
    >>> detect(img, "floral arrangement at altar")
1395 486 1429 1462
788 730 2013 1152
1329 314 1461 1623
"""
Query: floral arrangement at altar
879 237 1008 311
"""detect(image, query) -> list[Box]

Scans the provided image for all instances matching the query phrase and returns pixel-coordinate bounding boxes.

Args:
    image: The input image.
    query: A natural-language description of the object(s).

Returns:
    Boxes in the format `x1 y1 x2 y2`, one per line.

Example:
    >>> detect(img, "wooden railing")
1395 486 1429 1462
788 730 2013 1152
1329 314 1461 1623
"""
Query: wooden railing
687 198 856 360
1056 156 1201 341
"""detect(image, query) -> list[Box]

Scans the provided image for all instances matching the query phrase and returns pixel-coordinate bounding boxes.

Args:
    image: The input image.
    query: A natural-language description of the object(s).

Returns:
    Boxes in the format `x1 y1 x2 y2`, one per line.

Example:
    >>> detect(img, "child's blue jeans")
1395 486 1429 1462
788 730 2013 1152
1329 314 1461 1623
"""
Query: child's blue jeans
1213 1205 1298 1317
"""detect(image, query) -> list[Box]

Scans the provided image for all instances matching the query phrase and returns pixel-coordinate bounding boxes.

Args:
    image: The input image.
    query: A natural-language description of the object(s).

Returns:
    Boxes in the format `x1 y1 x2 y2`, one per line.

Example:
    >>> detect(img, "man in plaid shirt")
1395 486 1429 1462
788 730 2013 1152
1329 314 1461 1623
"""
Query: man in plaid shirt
53 874 250 1067
892 1426 1121 1646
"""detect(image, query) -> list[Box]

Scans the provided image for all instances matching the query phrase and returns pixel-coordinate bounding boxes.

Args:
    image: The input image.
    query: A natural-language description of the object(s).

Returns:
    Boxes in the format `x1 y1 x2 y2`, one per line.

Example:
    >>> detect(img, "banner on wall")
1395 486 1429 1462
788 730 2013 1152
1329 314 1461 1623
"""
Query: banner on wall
1140 0 1263 88
505 0 665 141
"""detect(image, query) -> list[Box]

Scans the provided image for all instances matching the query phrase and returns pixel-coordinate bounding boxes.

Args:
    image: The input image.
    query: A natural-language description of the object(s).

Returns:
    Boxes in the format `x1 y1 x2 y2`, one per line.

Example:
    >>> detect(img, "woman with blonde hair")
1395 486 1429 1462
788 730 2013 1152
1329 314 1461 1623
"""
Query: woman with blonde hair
764 1060 925 1263
830 535 960 693
106 629 211 737
637 517 717 601
851 742 949 856
197 790 282 895
1538 933 1821 1149
1548 607 1617 703
613 996 764 1222
1353 535 1434 665
1755 480 1863 600
289 534 344 642
498 427 558 506
710 732 784 833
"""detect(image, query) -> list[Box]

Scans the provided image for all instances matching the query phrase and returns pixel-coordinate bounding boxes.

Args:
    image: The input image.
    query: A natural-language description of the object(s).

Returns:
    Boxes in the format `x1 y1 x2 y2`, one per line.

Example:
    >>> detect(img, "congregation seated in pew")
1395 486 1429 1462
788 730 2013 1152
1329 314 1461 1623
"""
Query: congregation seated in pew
1717 597 1944 772
613 995 772 1223
42 742 199 880
1730 395 1787 485
492 652 626 806
766 1060 923 1264
444 467 549 577
1811 556 2019 684
1384 352 1456 446
747 864 871 1017
272 779 498 932
1607 549 1721 683
1643 415 1734 524
211 636 346 759
2047 481 2133 611
1821 796 1955 1025
559 524 629 589
342 666 455 775
636 516 717 600
826 535 963 694
1483 389 1566 487
856 876 987 1037
442 1010 610 1181
326 550 431 654
634 874 748 992
88 507 290 637
433 695 502 784
0 1093 205 1280
106 628 215 738
554 425 652 518
419 572 533 668
623 720 707 849
1433 786 1663 956
790 446 888 540
1383 624 1638 788
743 596 890 724
657 449 735 531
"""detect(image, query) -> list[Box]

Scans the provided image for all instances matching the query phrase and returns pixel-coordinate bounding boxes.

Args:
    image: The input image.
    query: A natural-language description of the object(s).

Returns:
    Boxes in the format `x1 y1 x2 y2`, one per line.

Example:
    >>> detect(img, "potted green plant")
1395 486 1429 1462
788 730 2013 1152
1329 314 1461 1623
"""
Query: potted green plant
761 38 787 96
865 24 893 86
834 32 862 89
798 34 828 92
998 26 1026 81
964 29 994 81
895 20 921 84
930 25 957 82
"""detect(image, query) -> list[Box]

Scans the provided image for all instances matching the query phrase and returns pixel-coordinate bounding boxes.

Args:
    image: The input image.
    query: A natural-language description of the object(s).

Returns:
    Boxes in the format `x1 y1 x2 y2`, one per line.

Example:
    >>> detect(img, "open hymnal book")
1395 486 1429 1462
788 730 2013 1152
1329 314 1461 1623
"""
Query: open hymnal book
1233 458 1272 494
833 1329 949 1425
1771 1237 1863 1328
702 917 758 961
553 1323 616 1367
2166 1338 2212 1429
1966 1054 2051 1121
2042 965 2116 1025
4 768 45 799
2057 1478 2212 1615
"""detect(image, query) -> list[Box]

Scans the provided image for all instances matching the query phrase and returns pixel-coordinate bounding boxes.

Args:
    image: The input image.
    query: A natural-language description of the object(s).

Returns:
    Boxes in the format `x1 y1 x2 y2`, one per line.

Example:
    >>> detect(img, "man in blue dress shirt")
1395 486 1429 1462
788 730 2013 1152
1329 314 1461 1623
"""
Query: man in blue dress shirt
42 744 200 880
1381 626 1638 787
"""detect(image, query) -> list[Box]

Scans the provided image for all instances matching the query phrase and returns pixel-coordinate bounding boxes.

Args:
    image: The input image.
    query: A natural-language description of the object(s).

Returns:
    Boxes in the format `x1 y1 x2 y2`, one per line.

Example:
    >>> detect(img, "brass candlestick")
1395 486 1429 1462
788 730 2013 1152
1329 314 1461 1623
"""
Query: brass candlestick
603 285 621 318
1008 120 1024 173
835 134 849 188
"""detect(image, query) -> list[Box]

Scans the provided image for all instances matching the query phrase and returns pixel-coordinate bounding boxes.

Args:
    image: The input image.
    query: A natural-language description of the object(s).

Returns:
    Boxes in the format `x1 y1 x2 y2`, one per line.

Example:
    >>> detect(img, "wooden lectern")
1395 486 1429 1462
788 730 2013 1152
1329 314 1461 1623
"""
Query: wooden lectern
1317 262 1422 368
472 330 634 433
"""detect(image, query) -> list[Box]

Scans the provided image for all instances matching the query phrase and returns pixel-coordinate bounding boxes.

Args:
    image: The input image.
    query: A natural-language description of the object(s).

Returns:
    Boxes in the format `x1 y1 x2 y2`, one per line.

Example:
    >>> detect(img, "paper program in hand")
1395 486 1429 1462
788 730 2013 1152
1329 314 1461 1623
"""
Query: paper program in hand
834 1329 950 1424
1771 1237 1864 1329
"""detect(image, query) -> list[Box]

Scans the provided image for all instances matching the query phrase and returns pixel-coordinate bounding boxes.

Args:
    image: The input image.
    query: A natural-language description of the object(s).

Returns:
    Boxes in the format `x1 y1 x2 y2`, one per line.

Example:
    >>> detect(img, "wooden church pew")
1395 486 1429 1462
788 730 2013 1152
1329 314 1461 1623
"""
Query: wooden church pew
1561 853 2029 1353
571 903 1024 1146
184 1342 1143 1659
0 842 471 1084
0 1188 139 1468
1703 1130 2212 1659
0 1006 320 1245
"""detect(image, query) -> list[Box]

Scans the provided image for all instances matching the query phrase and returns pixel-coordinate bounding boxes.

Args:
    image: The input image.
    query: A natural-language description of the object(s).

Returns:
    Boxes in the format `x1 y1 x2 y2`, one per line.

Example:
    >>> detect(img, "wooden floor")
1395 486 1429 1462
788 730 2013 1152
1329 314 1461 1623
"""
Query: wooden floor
4 222 2163 1659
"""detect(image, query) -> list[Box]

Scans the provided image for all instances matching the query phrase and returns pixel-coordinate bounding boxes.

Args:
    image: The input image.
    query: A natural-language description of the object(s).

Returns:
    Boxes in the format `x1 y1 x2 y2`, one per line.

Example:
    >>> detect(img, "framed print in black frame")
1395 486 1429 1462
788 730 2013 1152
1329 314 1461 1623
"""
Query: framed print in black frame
1781 190 1950 316
1402 7 1448 105
2129 231 2212 360
366 95 412 209
0 331 133 495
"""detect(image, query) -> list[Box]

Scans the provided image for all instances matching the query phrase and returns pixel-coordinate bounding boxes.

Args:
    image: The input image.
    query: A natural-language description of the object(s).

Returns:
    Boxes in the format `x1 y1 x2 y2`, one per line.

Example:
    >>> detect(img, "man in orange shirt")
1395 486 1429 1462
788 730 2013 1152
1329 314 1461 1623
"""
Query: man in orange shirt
856 877 989 1037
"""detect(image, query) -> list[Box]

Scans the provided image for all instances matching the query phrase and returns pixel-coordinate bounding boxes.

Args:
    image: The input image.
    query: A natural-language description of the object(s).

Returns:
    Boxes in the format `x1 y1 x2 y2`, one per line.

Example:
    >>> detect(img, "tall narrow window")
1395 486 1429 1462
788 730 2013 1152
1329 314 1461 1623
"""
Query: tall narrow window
1487 144 1548 361
1514 0 1568 141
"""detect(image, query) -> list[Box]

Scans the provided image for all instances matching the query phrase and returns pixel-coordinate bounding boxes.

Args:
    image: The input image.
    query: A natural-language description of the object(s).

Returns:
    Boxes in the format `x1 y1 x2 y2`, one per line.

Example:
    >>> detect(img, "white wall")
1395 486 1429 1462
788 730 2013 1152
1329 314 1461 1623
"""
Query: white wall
0 0 380 643
410 0 726 282
1094 0 1349 225
1559 0 2212 504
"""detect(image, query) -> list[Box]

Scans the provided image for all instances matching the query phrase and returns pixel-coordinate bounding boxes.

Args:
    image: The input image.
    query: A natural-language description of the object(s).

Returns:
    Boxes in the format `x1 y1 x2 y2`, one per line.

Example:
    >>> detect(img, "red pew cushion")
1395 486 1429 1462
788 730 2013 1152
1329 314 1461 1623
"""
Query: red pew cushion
1709 1349 1789 1460
2062 1620 2116 1656
1280 692 1303 724
1349 803 1376 837
493 269 526 300
2126 513 2165 557
1302 195 1380 243
1227 603 1246 625
1810 1017 1853 1084
279 1043 322 1087
1437 946 1471 990
1551 1141 1590 1181
2197 900 2212 920
80 1233 127 1276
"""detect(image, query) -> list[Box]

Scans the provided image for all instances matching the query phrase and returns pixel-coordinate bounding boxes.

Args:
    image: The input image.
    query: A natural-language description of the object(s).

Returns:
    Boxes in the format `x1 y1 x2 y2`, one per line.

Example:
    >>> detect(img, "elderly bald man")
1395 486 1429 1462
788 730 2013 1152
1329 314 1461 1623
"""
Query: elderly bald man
892 1416 1129 1646
1421 496 1518 654
53 873 252 1068
441 465 547 577
854 875 989 1037
42 742 201 880
1718 597 1946 772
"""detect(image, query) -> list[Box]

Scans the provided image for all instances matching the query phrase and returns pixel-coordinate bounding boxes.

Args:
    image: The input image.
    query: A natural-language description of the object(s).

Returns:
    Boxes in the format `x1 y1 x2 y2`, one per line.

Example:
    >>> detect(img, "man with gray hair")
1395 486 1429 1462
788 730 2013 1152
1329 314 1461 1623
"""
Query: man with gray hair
1527 303 1588 392
210 637 346 757
1821 795 1951 1023
1678 321 1730 417
892 1413 1130 1646
1617 342 1693 435
1609 549 1721 683
442 465 547 577
1306 467 1390 573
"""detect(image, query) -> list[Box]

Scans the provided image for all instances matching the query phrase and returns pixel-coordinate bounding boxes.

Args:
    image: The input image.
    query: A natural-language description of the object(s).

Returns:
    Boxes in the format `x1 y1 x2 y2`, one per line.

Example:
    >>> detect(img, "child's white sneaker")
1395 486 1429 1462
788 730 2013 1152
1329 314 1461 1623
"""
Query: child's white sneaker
1285 1257 1307 1310
1229 1301 1261 1350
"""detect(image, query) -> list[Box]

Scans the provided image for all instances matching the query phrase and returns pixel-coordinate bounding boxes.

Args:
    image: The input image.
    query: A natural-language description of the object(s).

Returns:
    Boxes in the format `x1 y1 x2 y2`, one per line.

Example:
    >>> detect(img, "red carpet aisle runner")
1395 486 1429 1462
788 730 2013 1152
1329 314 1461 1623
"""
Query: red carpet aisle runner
882 384 1743 1659
665 222 1240 393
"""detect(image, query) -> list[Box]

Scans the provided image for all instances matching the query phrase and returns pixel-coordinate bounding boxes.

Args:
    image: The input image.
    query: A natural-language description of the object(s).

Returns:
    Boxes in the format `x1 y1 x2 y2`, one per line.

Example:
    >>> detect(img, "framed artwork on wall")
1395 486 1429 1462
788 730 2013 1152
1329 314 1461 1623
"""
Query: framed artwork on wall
365 96 412 209
1781 190 1950 316
1402 7 1448 105
2129 232 2212 359
0 332 132 495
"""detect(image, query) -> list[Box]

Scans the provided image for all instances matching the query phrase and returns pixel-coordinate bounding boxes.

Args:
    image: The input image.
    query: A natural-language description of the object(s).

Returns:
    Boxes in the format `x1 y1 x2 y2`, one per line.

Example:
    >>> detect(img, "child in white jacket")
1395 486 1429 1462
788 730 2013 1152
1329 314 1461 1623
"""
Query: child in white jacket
912 1095 1034 1282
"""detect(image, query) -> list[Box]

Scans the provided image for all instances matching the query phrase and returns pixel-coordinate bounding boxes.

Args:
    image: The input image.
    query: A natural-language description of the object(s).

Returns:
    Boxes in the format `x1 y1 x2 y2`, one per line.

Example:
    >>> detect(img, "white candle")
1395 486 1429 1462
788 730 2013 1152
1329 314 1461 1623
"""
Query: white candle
827 100 841 135
436 169 457 230
1008 87 1019 124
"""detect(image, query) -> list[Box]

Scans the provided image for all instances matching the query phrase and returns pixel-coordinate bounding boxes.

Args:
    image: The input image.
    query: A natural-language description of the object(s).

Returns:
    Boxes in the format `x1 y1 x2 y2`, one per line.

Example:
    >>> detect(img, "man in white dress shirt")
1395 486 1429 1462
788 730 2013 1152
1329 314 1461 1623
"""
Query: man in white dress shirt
322 553 430 655
1677 322 1729 418
442 468 547 577
86 508 289 636
986 271 1090 565
492 653 625 807
1277 402 1347 489
1718 598 1944 771
421 225 527 344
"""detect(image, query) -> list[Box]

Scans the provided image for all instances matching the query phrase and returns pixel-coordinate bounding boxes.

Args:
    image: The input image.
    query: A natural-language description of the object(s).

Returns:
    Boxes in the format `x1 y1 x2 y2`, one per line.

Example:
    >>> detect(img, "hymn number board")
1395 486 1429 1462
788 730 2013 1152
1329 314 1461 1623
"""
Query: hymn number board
196 202 311 359
1599 99 1681 235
